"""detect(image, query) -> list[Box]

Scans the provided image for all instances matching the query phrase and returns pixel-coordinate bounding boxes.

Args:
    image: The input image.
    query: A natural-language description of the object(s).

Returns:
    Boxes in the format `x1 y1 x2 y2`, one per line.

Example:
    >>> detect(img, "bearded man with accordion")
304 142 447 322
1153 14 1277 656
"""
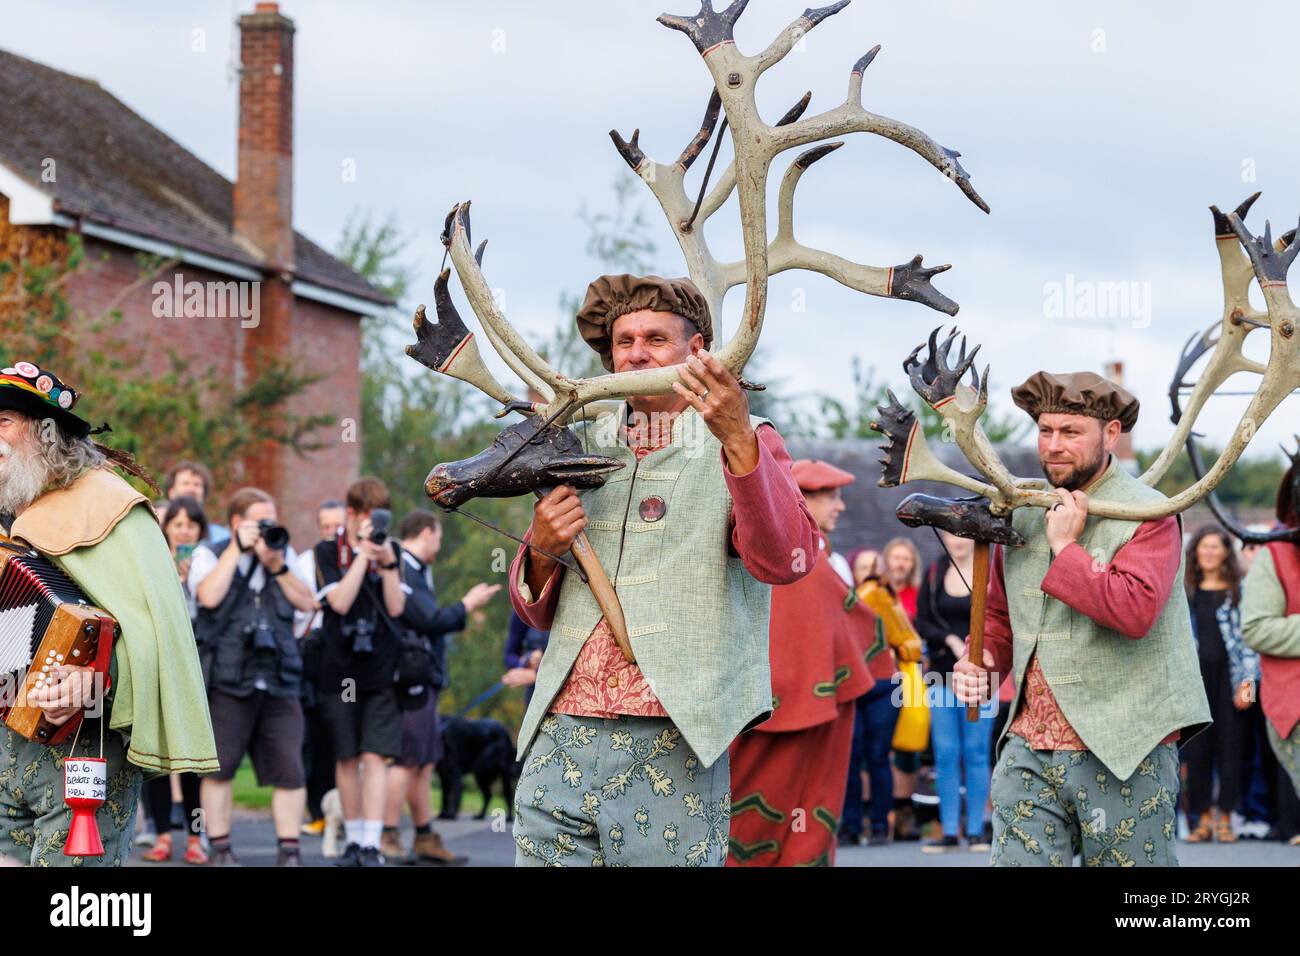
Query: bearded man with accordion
0 361 217 866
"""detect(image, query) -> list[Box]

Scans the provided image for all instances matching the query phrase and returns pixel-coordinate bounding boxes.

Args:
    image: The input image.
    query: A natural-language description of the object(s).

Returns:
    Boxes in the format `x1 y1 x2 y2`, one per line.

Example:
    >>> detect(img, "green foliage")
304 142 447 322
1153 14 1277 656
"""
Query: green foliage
0 225 326 497
1136 444 1285 509
805 355 1032 444
346 216 532 729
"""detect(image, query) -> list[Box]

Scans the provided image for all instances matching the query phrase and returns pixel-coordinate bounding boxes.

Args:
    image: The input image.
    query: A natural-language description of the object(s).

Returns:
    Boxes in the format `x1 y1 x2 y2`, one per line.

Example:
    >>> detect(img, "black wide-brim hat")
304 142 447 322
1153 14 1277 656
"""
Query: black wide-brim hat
0 361 92 439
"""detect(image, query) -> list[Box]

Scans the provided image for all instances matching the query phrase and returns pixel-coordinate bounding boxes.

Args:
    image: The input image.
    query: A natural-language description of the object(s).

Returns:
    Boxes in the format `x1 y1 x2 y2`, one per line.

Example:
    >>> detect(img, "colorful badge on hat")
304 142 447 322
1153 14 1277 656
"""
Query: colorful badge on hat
0 361 90 438
0 361 79 412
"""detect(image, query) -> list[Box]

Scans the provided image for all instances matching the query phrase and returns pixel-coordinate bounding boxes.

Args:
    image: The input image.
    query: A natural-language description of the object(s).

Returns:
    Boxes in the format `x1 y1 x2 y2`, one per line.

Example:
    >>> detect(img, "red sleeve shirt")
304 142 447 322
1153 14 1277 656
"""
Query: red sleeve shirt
981 515 1184 749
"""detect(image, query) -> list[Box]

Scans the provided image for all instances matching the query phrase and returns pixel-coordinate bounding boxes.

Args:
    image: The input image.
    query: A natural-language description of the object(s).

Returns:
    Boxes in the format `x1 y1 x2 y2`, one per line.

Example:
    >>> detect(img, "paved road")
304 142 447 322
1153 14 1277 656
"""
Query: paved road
126 810 1298 867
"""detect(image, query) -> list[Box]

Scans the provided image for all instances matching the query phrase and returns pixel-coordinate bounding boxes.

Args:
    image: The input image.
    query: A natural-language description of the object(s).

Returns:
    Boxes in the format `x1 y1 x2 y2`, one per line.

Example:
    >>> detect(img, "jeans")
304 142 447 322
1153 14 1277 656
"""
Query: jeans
842 678 899 837
929 691 994 837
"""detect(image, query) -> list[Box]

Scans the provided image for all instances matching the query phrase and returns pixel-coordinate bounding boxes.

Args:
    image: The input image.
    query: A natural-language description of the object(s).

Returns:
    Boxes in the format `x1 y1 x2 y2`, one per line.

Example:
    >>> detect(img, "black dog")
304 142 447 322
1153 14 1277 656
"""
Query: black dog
438 716 520 821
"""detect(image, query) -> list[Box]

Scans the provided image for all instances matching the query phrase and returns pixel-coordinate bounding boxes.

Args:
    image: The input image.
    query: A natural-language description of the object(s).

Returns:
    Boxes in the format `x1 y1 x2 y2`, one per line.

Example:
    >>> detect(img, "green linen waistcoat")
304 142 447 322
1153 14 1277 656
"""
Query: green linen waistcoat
1001 457 1210 781
516 405 775 768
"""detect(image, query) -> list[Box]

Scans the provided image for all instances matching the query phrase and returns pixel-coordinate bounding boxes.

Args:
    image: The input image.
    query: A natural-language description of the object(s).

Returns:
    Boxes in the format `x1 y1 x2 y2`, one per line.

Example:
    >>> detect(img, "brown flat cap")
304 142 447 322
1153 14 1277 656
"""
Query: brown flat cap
1012 371 1140 433
576 274 712 372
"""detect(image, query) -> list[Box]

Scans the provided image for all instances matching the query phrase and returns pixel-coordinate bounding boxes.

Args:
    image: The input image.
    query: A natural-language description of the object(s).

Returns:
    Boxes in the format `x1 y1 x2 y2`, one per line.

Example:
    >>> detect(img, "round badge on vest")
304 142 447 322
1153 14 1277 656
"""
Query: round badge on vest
639 495 667 522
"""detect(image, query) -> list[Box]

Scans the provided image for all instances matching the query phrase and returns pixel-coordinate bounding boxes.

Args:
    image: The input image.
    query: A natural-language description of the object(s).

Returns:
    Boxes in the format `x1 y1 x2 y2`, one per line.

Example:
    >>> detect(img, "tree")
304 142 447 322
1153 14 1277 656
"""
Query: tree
1136 444 1285 510
0 205 328 496
344 210 530 728
810 355 1032 445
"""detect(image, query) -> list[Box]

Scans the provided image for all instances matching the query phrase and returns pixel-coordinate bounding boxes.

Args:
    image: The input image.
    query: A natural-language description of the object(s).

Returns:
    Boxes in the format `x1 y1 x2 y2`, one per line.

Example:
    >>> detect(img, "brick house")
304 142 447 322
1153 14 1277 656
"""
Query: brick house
0 3 392 546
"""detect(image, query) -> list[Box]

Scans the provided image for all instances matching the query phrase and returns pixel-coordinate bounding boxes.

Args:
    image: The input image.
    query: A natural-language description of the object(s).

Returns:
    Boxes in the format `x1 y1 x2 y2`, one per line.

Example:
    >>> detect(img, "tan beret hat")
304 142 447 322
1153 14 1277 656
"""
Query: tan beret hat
1011 370 1140 433
576 274 712 372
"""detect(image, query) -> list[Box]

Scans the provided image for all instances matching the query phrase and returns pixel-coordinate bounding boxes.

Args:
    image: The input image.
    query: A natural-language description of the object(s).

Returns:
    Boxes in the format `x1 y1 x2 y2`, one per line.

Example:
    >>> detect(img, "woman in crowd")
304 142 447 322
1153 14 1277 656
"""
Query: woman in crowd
915 529 993 852
879 536 925 839
142 496 209 864
1183 526 1257 843
840 547 900 847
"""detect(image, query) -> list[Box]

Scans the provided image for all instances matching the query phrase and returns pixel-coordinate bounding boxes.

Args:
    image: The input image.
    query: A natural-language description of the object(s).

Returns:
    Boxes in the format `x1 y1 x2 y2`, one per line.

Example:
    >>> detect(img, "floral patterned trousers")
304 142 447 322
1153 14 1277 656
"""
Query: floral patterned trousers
0 723 142 867
513 713 730 867
989 733 1180 867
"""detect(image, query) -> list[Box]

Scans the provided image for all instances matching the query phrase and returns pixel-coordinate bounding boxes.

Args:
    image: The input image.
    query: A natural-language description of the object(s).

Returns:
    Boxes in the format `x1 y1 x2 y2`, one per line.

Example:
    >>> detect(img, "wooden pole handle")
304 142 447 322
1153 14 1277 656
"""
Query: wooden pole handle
571 531 634 663
966 540 991 722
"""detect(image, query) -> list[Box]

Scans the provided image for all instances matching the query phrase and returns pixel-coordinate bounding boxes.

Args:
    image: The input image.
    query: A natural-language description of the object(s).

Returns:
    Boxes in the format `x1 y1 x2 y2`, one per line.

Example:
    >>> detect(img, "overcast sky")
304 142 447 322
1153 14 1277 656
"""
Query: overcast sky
5 0 1300 462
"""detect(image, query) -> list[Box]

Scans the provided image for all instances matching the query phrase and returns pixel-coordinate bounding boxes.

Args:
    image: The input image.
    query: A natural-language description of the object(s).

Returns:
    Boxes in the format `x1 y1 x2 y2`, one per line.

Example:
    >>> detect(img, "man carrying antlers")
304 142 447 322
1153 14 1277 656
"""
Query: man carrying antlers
508 274 818 867
953 371 1209 867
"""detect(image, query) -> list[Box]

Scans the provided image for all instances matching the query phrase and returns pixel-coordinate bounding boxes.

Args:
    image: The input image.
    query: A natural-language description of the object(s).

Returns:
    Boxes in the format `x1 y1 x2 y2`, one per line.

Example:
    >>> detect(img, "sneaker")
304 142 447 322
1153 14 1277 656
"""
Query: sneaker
966 826 992 852
209 846 240 867
921 835 961 854
358 845 386 867
301 818 326 837
276 847 302 867
1237 820 1270 840
335 842 363 867
413 830 468 866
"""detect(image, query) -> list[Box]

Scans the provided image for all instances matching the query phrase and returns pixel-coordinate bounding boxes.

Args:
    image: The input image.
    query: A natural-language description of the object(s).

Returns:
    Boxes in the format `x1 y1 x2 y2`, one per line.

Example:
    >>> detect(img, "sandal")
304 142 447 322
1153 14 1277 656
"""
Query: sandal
183 836 209 865
142 832 173 862
1184 812 1213 843
1215 813 1237 843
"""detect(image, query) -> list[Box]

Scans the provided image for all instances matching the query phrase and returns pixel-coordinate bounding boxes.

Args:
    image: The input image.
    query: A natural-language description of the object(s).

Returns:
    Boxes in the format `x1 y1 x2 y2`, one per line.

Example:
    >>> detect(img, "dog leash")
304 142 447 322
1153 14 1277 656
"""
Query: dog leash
454 680 506 719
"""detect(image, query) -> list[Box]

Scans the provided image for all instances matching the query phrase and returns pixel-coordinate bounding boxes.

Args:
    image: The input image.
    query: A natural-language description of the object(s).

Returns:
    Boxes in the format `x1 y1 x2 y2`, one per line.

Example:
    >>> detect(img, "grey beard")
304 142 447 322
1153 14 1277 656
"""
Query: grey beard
0 442 50 515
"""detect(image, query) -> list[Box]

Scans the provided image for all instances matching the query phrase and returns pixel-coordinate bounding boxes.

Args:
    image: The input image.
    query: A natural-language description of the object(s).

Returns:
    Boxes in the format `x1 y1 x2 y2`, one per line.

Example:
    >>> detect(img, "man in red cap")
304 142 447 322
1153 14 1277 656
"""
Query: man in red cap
726 459 876 866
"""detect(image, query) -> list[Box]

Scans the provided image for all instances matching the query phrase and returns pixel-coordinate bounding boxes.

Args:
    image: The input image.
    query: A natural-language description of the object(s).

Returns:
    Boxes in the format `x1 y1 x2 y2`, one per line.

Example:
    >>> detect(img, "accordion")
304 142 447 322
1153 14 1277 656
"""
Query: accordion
0 538 117 744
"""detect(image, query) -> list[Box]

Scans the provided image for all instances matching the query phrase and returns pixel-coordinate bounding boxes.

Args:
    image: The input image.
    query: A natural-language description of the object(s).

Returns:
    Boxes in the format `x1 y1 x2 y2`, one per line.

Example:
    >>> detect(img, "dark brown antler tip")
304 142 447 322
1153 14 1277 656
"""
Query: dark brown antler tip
776 92 814 127
609 128 647 171
852 43 881 74
803 1 851 29
793 141 843 169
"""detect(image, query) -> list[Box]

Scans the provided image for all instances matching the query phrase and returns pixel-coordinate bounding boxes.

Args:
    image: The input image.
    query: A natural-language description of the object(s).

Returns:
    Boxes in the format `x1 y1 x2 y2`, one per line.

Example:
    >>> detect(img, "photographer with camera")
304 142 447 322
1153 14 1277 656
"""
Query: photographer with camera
381 509 500 865
190 487 318 866
313 477 407 866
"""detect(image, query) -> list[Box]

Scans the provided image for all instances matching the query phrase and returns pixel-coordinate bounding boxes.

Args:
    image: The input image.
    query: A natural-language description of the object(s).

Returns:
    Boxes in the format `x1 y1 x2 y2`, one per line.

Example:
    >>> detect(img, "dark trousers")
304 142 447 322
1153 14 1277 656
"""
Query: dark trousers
841 679 899 837
145 773 201 836
1240 702 1277 823
302 701 336 821
1181 656 1249 818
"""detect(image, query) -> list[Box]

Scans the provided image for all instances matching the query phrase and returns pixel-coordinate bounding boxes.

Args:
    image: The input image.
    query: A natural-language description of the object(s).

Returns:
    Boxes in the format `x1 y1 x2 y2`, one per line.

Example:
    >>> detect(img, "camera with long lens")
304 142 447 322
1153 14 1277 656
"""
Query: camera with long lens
257 519 289 551
343 617 376 655
367 508 391 545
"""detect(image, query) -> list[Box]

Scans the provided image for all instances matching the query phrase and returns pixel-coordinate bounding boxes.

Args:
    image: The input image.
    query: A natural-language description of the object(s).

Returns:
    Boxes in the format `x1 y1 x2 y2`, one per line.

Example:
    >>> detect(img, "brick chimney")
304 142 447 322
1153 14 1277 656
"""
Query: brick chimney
234 2 295 269
234 2 295 495
1104 358 1138 471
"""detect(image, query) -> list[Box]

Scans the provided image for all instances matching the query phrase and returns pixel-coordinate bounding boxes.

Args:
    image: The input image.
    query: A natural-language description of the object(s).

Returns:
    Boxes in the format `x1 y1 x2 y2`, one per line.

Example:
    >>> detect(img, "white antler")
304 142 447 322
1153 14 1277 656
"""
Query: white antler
874 198 1300 522
416 1 987 423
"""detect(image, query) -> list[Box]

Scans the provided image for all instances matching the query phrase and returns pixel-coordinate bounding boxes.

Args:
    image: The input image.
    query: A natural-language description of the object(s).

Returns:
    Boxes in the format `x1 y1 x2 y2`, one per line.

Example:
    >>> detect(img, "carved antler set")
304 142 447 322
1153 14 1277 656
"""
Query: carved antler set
872 197 1300 523
407 0 987 431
